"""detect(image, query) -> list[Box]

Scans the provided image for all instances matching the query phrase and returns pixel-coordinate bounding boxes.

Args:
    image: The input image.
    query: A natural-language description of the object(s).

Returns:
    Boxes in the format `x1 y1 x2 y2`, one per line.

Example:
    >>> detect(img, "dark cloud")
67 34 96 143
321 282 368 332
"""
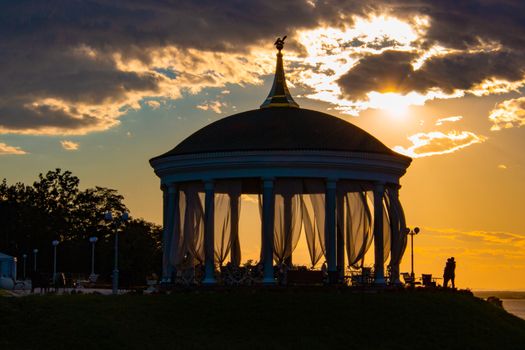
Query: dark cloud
387 0 525 51
1 0 525 134
338 49 525 99
338 51 417 99
0 0 354 134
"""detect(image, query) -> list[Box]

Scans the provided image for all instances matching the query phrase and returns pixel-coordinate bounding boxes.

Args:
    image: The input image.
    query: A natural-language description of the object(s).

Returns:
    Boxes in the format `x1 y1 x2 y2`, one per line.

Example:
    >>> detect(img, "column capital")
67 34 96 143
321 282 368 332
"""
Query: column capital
167 183 178 193
374 181 386 192
262 177 275 188
204 179 214 191
387 183 401 191
326 178 337 189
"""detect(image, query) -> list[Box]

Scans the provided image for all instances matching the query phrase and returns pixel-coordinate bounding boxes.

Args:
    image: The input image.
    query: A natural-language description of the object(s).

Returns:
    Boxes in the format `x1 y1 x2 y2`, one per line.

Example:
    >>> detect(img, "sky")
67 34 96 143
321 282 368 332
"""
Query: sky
1 0 525 290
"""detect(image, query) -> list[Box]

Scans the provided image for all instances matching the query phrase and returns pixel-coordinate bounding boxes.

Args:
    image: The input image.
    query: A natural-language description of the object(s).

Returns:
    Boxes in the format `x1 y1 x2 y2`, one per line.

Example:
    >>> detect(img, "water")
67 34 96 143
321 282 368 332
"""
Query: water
502 299 525 320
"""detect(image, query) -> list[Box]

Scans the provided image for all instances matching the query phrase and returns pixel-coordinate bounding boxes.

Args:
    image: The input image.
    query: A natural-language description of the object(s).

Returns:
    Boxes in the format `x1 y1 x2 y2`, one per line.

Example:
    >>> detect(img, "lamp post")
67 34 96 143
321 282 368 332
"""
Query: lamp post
22 254 27 279
104 211 129 295
89 236 98 280
33 248 38 272
407 227 420 279
52 240 59 286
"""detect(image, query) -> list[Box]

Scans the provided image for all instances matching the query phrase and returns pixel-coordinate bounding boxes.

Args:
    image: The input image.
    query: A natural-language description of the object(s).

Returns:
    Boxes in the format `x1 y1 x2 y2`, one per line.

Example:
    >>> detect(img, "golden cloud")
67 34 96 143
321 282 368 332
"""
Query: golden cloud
393 130 486 158
489 97 525 131
0 142 27 155
196 100 227 114
435 116 462 125
60 140 80 151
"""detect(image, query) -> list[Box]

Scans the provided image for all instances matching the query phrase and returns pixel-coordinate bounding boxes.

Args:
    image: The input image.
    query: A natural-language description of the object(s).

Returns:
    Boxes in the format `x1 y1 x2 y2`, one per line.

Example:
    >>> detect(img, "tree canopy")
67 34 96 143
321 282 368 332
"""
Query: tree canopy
0 169 161 285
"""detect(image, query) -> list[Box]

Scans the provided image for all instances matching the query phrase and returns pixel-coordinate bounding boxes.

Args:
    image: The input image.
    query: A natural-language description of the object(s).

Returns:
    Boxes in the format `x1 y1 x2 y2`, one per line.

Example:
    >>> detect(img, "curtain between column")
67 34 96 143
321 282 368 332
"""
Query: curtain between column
301 179 326 268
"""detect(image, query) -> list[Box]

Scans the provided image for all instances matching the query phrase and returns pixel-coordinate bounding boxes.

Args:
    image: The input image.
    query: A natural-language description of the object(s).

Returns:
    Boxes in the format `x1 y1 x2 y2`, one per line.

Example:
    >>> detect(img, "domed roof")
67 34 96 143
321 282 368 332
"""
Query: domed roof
151 38 409 162
152 107 405 160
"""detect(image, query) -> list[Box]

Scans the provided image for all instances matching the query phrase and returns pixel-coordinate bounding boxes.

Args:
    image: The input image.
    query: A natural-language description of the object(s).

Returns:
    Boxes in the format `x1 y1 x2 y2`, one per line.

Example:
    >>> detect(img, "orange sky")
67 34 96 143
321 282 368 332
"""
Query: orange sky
1 4 524 290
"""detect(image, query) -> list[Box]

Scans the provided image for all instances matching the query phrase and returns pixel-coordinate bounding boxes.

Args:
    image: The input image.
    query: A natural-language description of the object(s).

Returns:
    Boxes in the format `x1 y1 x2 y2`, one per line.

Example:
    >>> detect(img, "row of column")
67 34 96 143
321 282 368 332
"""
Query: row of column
161 178 401 286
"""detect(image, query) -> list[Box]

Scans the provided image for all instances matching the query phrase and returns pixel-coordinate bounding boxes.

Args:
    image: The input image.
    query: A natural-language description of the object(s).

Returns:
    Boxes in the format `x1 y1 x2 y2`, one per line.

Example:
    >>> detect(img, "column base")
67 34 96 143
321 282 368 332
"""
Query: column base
202 277 217 285
374 277 386 286
328 271 339 284
262 277 276 285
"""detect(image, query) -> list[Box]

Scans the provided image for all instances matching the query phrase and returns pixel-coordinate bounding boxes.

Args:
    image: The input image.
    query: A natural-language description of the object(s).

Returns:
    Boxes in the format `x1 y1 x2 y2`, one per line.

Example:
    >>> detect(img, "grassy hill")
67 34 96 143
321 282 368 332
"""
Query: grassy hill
1 288 524 349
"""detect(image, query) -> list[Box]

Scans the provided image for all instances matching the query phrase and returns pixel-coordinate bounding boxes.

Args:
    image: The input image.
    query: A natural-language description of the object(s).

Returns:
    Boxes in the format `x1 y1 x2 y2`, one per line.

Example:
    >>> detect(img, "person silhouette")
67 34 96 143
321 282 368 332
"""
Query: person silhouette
449 257 456 288
443 257 456 288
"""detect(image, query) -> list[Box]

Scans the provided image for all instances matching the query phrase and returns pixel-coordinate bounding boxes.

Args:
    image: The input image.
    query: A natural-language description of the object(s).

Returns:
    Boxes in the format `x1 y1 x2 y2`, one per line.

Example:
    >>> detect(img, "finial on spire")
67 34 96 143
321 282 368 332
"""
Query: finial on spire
260 35 299 109
274 36 287 52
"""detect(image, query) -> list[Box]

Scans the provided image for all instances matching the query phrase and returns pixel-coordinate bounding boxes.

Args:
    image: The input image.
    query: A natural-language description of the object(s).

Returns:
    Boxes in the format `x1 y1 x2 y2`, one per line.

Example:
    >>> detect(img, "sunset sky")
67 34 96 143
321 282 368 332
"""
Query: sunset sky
1 1 524 290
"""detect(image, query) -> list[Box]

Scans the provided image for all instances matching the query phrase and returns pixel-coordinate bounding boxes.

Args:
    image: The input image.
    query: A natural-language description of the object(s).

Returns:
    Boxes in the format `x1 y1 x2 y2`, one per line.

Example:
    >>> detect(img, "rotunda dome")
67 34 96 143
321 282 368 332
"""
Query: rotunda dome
153 107 404 160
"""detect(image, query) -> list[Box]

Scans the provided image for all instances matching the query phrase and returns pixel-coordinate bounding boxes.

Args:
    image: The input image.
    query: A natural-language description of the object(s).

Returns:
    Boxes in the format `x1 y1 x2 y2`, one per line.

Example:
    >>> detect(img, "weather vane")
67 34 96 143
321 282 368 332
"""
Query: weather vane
274 35 287 52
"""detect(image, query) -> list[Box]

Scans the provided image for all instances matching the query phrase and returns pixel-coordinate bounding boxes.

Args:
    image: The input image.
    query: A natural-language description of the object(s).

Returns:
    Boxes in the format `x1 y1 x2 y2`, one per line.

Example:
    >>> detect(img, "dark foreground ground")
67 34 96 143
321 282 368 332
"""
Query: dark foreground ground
1 288 524 350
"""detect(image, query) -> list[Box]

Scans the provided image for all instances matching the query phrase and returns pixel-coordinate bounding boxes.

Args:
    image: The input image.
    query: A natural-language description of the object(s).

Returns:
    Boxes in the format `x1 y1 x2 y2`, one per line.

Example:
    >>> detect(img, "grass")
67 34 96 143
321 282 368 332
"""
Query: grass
1 288 524 349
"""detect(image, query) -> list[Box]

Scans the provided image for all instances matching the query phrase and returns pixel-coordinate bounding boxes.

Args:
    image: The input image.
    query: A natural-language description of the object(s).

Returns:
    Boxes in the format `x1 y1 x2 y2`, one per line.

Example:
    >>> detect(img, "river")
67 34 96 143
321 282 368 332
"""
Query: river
502 299 525 320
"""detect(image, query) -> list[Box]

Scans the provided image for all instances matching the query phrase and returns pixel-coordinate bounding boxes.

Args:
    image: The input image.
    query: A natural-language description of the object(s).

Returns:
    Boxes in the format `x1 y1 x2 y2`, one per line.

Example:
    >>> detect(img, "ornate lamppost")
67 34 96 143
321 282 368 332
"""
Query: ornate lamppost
89 236 98 281
22 254 27 279
52 240 60 286
33 248 38 272
104 211 129 295
407 227 420 279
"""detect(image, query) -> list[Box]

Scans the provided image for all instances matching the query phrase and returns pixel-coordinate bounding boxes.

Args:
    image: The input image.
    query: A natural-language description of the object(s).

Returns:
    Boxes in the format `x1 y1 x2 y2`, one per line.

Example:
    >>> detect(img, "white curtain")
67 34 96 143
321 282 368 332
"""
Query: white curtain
382 191 392 263
301 179 326 268
342 190 374 268
214 180 242 266
167 188 185 269
180 183 205 265
273 179 303 264
386 188 407 272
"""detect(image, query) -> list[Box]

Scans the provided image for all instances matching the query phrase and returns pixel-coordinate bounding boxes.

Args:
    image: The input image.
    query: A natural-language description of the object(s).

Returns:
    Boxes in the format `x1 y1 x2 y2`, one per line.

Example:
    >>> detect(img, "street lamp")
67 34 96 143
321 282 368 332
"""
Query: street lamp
52 240 60 286
89 236 98 281
33 248 39 272
104 211 129 295
22 254 27 279
406 227 420 279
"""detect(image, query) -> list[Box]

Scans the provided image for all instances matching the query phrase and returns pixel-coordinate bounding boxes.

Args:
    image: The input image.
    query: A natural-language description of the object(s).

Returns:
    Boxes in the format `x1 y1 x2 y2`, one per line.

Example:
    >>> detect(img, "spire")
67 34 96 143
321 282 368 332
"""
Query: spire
260 36 299 109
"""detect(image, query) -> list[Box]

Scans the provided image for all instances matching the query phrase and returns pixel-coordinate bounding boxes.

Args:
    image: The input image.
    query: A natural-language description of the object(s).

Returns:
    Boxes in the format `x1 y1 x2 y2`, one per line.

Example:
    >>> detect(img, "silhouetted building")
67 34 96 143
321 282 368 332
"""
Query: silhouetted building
150 39 412 285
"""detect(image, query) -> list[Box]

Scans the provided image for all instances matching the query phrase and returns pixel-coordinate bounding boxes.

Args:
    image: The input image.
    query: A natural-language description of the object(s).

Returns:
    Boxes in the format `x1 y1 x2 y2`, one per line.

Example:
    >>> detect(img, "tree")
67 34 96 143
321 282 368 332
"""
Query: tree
0 169 161 284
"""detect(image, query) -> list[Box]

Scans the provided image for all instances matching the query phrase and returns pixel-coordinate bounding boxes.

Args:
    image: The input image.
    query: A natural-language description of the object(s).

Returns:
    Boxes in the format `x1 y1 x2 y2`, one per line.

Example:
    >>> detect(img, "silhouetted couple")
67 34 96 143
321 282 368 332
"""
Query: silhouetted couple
443 257 456 288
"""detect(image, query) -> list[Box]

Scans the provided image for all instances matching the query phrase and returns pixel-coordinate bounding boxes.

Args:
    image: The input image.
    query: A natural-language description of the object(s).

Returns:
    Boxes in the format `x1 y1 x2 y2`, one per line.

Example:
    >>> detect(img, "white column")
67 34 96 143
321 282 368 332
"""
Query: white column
162 183 177 282
203 180 216 285
389 184 402 285
336 192 345 282
229 192 241 266
325 179 337 284
283 192 293 266
262 178 275 284
373 182 386 285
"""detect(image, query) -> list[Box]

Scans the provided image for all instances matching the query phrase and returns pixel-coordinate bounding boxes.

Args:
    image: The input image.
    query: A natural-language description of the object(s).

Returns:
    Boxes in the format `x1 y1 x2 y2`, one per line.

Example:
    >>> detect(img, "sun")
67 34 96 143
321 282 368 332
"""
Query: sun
366 92 411 117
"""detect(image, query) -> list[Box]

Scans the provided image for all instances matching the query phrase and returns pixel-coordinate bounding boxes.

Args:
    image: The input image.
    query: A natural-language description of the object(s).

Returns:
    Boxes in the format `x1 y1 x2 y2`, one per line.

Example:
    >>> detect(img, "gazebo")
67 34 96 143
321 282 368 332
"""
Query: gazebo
150 38 412 286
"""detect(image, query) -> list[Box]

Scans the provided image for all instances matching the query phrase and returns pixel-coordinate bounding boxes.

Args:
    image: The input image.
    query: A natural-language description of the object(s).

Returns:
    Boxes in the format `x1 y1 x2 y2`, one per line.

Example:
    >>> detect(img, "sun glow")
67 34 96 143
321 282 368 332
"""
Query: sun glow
367 92 412 117
294 15 429 115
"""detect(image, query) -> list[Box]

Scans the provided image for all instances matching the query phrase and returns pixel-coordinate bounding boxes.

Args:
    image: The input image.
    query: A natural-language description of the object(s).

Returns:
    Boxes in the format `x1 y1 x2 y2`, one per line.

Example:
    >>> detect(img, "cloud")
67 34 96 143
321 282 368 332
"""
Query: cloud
196 100 226 114
337 49 525 103
145 100 162 109
488 97 525 131
435 116 462 126
0 142 27 155
0 1 328 135
394 130 486 158
2 1 525 134
60 140 79 151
